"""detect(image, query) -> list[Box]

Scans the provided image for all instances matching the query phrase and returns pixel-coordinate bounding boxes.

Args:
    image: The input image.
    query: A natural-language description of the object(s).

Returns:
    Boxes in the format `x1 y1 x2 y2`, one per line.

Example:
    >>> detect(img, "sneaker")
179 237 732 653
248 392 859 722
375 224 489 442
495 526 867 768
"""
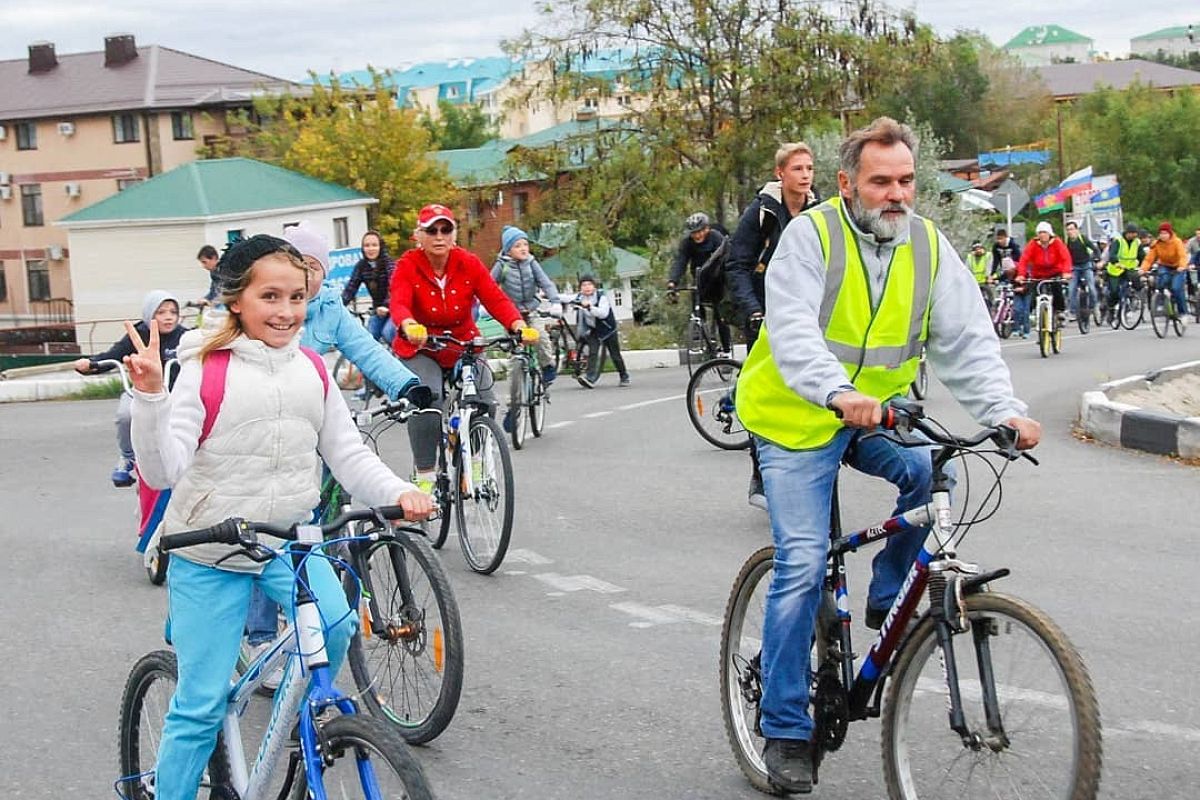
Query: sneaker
111 457 136 488
864 605 889 631
246 640 285 692
502 409 513 432
716 350 733 359
762 738 813 794
747 476 767 511
577 375 596 389
541 365 557 385
411 472 436 495
619 376 631 387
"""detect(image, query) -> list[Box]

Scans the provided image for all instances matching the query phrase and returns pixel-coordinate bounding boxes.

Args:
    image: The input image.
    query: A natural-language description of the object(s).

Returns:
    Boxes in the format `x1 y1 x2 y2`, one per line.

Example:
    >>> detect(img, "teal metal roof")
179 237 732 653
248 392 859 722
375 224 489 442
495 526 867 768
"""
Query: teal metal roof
310 56 521 106
1004 25 1093 49
60 158 372 224
1131 24 1199 41
540 246 648 280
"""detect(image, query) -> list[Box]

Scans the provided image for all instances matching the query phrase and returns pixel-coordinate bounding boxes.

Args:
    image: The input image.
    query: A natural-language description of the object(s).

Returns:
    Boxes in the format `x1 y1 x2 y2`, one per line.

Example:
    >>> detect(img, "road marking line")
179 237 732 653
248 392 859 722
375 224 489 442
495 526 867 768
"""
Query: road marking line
657 604 723 626
584 410 614 418
533 573 627 594
616 393 687 411
609 601 725 628
546 421 574 429
506 548 554 565
1106 720 1200 743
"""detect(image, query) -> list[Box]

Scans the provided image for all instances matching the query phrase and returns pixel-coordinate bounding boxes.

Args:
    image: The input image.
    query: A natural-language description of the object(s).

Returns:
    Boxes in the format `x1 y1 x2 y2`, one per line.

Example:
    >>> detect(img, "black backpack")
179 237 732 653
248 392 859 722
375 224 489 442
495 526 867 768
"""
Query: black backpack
695 237 729 304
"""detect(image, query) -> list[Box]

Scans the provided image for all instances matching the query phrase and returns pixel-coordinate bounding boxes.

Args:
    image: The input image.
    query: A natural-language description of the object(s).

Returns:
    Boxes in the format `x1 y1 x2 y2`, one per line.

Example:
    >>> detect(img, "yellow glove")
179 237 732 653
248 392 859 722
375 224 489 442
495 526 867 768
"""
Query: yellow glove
520 326 540 344
403 321 427 341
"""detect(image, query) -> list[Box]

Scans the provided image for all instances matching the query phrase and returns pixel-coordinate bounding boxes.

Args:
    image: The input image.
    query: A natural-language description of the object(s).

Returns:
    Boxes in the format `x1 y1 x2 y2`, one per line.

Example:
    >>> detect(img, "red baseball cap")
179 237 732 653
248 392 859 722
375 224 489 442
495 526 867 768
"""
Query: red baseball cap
417 204 456 228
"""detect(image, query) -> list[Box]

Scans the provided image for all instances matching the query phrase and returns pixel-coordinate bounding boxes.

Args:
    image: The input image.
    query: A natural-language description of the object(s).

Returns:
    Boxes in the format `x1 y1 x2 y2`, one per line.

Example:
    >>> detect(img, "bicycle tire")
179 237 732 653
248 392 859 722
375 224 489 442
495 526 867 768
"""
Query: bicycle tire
118 650 231 800
455 415 514 574
1150 291 1168 339
881 592 1102 800
1121 290 1144 330
1037 304 1051 358
1052 316 1062 354
291 714 434 800
686 358 751 451
1077 292 1091 334
431 436 454 550
508 358 528 451
719 546 785 796
345 532 464 745
529 371 546 437
1173 311 1185 337
332 355 364 391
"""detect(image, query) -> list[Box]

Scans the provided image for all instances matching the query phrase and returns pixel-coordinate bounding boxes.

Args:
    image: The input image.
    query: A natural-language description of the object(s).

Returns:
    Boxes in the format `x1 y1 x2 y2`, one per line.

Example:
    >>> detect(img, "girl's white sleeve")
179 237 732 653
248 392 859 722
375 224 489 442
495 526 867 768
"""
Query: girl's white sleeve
130 360 204 490
318 379 413 506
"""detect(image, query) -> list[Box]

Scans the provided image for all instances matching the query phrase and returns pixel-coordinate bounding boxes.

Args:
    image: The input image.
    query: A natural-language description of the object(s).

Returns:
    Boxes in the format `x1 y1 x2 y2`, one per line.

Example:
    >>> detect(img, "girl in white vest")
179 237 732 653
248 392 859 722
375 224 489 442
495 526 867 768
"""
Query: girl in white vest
124 235 433 800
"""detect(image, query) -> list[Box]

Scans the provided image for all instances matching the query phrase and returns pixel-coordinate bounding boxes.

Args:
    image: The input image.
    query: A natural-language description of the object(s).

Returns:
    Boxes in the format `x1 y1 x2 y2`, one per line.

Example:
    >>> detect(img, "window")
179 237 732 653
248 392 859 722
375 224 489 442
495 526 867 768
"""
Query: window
27 259 50 301
113 113 140 143
0 263 7 302
16 122 37 150
171 111 194 140
282 222 300 232
582 97 598 109
117 178 143 192
613 289 624 307
512 192 529 221
467 197 481 222
444 84 461 99
21 184 43 227
333 217 349 248
226 229 245 244
619 95 632 107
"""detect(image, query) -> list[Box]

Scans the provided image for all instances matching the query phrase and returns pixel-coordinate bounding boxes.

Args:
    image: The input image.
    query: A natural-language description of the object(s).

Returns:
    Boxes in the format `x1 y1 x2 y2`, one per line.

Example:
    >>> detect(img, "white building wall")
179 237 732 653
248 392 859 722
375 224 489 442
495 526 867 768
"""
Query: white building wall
1131 34 1199 58
1009 41 1092 66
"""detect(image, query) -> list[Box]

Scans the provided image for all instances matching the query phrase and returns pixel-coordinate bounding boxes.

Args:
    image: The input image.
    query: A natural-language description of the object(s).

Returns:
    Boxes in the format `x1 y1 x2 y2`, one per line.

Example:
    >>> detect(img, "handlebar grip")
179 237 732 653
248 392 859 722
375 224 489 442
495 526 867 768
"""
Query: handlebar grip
374 505 413 522
160 518 244 551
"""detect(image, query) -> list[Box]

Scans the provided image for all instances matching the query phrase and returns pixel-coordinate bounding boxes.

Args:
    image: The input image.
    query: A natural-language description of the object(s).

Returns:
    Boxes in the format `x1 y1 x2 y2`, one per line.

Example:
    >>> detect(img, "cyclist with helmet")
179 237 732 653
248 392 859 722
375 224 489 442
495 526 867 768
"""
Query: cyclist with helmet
667 212 733 356
1015 221 1071 337
390 204 538 492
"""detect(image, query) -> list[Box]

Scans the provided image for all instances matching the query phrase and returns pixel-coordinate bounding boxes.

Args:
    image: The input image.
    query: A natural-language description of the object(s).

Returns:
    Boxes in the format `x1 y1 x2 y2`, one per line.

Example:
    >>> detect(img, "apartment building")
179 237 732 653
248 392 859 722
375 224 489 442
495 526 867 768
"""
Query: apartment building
0 34 299 327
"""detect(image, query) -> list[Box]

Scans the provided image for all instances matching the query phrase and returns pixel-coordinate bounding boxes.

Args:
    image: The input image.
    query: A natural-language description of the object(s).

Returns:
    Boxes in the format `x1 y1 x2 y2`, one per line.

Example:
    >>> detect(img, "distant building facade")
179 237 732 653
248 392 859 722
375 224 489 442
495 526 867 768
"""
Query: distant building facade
1004 25 1094 66
1130 24 1199 59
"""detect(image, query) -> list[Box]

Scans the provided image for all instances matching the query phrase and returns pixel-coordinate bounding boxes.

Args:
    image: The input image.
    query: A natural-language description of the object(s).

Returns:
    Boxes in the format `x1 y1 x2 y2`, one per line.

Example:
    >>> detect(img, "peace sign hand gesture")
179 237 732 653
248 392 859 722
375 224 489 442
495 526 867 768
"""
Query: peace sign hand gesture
123 319 164 394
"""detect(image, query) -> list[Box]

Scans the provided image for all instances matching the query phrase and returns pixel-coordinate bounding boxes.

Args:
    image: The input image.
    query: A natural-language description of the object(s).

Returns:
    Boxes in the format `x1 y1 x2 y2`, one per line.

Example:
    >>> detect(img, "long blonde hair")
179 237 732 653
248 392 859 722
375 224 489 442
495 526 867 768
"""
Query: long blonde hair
199 251 309 361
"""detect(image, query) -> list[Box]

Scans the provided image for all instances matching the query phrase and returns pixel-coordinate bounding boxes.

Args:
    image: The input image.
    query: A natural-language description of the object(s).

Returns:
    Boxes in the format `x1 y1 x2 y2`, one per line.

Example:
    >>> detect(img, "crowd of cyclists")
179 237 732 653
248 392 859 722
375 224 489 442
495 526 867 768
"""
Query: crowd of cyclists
79 116 1196 797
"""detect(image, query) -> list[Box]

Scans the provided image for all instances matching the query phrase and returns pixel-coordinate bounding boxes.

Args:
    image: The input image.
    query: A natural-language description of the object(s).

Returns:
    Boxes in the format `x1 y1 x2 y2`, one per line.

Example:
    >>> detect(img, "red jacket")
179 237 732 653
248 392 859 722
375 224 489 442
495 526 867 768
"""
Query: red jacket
389 246 523 369
1016 237 1071 281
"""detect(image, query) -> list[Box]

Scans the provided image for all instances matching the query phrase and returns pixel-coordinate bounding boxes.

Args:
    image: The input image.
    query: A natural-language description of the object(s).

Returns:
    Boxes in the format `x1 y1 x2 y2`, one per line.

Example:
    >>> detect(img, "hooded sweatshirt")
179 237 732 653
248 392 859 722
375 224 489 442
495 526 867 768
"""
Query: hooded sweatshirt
88 290 188 373
131 328 412 572
491 254 569 313
762 199 1026 427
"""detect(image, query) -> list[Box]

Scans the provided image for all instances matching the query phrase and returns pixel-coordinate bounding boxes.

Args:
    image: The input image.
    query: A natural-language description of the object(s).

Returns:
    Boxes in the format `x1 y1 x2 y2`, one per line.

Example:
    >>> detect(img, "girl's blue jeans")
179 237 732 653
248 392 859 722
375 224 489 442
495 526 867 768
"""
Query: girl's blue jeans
755 428 947 741
153 552 355 800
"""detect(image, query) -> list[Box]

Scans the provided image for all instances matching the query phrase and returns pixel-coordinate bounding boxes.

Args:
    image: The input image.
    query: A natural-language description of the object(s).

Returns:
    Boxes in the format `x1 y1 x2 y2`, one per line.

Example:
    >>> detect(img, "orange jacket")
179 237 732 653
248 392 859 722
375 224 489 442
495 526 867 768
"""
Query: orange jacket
1140 235 1188 272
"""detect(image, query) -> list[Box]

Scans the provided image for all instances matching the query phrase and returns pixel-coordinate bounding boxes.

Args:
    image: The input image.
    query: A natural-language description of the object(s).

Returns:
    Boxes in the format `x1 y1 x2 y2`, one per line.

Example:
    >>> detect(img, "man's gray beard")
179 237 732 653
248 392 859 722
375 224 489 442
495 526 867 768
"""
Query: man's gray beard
850 192 913 241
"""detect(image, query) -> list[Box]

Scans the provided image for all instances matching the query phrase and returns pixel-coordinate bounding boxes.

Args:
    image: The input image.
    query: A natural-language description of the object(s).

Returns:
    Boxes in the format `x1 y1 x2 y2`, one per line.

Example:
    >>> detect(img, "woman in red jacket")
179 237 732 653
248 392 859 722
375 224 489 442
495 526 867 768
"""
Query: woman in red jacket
1014 221 1071 338
390 203 535 488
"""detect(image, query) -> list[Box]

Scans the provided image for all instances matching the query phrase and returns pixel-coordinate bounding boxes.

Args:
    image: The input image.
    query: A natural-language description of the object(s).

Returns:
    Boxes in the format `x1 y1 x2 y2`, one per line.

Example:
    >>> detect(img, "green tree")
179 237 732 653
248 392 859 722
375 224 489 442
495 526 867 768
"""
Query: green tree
505 0 930 226
1050 83 1200 218
420 100 499 150
213 71 452 251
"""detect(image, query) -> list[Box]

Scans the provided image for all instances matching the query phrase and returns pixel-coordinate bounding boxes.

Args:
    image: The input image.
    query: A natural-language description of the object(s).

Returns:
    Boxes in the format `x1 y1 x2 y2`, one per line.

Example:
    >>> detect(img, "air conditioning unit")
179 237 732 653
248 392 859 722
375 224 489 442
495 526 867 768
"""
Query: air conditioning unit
0 125 7 141
64 182 81 198
0 171 10 186
48 244 64 260
0 186 11 201
58 121 76 136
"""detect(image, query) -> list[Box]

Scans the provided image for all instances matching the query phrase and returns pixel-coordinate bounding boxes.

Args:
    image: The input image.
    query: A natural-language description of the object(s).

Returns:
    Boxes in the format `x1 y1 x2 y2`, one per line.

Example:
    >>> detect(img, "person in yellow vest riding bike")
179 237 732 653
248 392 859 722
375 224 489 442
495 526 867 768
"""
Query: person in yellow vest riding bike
965 240 993 307
734 117 1041 795
1104 223 1143 318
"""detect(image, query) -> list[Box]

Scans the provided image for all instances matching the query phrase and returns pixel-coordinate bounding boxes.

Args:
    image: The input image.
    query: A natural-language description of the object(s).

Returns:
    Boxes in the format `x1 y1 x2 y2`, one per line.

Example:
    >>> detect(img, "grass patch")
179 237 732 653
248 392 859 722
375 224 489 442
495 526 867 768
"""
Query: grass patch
61 378 125 401
621 323 679 350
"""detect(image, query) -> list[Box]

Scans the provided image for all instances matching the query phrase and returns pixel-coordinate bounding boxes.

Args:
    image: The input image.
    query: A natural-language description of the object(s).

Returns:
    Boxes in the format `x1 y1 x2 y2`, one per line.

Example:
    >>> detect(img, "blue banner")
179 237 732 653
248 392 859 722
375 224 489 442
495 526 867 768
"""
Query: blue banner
978 150 1052 168
323 246 367 298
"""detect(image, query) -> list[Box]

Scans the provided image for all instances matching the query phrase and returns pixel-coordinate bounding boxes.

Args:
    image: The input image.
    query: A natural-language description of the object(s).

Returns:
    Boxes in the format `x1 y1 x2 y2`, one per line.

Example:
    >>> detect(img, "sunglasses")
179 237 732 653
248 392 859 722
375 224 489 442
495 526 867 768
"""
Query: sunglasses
422 223 455 236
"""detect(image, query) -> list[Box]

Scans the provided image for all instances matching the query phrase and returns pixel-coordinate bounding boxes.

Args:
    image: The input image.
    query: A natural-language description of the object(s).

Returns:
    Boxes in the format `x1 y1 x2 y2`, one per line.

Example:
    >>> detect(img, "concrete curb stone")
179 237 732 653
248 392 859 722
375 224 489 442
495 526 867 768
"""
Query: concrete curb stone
1078 359 1200 459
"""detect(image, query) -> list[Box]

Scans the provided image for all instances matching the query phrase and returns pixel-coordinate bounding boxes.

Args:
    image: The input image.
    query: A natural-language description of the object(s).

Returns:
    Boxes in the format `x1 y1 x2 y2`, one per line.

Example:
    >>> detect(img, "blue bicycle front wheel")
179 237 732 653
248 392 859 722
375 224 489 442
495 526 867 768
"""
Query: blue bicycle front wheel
293 715 433 799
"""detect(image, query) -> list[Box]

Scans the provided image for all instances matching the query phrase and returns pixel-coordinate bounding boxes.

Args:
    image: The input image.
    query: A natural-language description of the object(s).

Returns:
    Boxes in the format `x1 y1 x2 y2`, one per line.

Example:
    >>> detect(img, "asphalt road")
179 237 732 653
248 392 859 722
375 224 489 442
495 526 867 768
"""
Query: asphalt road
2 323 1198 799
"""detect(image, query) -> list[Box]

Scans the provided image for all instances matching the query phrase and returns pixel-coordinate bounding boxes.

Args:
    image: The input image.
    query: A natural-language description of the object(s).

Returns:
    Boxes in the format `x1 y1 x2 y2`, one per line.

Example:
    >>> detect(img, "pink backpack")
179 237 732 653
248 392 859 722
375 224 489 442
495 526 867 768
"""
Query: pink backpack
198 346 329 443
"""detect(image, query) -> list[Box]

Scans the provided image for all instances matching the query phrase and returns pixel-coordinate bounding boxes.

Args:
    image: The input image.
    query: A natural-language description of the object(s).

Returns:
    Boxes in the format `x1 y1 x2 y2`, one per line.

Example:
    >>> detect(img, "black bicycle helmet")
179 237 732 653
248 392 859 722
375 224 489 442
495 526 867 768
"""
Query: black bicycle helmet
685 212 710 233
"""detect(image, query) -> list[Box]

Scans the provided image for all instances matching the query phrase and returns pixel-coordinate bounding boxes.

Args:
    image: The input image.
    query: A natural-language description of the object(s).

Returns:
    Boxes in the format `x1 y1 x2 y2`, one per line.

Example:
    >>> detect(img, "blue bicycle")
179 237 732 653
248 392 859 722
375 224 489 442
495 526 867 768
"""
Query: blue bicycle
117 507 434 800
719 399 1102 798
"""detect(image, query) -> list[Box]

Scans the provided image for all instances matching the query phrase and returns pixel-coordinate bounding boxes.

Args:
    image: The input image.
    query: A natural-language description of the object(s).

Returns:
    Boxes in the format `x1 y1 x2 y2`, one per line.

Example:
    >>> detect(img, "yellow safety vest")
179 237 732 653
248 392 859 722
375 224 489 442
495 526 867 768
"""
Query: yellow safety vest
736 197 939 450
966 252 989 284
1108 236 1139 277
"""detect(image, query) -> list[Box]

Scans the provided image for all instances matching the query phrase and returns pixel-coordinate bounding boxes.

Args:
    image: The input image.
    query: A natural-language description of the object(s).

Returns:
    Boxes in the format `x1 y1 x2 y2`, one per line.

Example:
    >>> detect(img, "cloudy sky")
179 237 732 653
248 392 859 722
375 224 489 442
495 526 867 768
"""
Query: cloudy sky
0 0 1190 79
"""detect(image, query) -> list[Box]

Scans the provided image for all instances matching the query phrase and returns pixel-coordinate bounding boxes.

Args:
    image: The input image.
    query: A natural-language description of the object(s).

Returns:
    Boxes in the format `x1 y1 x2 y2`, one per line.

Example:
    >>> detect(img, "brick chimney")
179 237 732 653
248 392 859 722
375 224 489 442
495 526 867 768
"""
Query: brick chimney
104 34 139 67
28 41 57 73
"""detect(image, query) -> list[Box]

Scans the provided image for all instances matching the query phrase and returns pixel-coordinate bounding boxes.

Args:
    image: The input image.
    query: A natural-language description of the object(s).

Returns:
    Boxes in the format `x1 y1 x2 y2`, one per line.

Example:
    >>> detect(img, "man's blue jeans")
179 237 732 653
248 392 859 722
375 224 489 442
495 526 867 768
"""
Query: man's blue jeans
756 428 947 741
1013 292 1032 335
367 312 396 345
1068 266 1095 315
1154 268 1189 318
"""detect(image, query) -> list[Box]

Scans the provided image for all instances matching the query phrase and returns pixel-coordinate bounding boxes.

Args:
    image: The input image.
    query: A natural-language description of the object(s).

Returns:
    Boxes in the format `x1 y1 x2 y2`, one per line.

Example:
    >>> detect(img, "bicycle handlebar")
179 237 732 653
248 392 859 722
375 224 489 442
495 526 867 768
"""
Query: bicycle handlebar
160 505 415 553
425 333 520 353
880 397 1036 464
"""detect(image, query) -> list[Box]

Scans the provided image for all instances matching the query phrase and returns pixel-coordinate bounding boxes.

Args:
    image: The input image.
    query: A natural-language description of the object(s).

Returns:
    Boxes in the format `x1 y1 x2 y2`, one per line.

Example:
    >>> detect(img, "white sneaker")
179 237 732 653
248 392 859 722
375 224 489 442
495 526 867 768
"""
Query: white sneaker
246 640 285 691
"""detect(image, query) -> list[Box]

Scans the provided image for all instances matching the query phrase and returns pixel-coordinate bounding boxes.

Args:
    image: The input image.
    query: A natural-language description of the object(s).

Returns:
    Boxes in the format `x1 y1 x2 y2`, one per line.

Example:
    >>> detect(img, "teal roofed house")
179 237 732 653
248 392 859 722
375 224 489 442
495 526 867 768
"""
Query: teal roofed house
1130 23 1199 58
58 158 375 349
1003 25 1095 65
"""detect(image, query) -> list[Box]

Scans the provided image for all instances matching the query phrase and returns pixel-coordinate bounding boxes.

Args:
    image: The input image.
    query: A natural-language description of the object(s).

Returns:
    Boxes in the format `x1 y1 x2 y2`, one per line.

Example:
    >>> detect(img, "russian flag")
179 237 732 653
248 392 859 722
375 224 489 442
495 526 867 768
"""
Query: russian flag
1057 165 1093 199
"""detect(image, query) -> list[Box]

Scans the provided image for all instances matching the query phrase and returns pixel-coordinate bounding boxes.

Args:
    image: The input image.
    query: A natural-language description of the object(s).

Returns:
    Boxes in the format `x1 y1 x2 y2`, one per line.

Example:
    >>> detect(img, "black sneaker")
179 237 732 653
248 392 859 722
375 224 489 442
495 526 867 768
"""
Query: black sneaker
576 375 596 389
763 738 813 794
864 604 888 630
747 476 767 511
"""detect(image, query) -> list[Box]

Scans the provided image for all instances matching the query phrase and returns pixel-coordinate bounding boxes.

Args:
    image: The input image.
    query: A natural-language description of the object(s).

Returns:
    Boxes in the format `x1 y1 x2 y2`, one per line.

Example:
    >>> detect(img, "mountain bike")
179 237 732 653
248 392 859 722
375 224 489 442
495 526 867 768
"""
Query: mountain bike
1114 272 1144 330
425 333 516 575
1074 270 1095 334
672 285 726 376
547 313 587 381
685 357 750 450
117 507 435 800
1034 279 1065 358
989 283 1015 339
94 358 179 586
507 324 548 450
1148 267 1186 338
719 397 1102 799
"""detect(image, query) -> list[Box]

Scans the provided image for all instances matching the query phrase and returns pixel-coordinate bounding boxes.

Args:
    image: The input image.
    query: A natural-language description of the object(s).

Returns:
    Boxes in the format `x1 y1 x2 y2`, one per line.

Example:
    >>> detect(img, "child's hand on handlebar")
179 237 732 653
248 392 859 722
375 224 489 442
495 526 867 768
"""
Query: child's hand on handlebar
73 357 93 374
396 488 435 521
